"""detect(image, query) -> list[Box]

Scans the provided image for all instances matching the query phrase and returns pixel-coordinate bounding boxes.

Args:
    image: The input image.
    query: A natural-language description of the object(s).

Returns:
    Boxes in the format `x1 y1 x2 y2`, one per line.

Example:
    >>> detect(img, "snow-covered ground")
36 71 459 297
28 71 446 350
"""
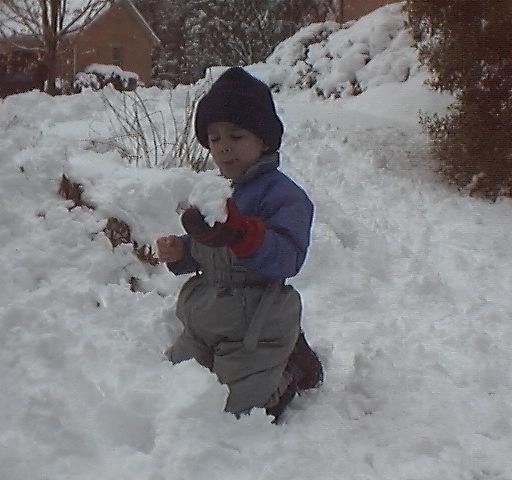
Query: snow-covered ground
2 4 512 480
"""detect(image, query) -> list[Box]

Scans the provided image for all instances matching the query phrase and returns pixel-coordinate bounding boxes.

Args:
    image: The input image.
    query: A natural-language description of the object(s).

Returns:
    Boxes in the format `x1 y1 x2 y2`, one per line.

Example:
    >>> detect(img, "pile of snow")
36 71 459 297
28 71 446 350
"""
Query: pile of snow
260 2 419 98
64 150 231 243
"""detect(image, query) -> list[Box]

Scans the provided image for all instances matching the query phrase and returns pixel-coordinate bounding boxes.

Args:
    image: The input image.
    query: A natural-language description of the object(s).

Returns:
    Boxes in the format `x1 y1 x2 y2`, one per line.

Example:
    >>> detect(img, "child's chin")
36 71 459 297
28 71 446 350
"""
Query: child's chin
220 167 239 180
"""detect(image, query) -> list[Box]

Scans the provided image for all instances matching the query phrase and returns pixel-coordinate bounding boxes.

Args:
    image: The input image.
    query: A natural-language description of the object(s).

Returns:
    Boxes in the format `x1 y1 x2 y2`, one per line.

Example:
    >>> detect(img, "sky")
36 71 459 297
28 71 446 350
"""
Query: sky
1 3 512 480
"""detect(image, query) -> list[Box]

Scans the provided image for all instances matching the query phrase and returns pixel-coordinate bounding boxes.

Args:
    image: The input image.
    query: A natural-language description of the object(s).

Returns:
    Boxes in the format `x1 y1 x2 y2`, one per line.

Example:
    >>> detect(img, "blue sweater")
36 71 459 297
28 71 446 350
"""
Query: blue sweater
168 153 313 281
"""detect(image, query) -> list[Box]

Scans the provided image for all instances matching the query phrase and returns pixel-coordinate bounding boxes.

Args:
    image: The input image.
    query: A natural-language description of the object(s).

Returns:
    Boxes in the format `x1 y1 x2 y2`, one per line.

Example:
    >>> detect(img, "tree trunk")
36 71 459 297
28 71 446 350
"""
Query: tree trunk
42 0 59 95
45 40 58 95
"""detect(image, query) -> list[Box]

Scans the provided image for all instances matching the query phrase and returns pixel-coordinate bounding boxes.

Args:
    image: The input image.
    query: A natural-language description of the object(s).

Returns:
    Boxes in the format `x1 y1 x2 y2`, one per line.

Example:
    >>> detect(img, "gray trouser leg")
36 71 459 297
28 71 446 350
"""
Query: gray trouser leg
213 333 298 414
169 329 213 370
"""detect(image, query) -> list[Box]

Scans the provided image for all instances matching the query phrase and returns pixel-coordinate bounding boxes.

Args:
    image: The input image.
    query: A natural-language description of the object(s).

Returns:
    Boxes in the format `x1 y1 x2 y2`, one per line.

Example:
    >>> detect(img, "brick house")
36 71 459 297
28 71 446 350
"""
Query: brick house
59 0 160 84
0 0 159 86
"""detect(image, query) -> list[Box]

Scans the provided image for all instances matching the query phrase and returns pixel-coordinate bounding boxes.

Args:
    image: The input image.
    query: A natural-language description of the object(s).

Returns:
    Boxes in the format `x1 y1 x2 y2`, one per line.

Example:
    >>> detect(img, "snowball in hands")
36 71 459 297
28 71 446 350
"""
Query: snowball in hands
186 172 233 226
157 172 232 262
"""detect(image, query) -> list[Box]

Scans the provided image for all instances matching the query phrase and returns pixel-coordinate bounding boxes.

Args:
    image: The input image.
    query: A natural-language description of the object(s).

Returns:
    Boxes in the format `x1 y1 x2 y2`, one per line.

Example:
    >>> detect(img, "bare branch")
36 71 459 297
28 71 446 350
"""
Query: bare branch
60 0 110 35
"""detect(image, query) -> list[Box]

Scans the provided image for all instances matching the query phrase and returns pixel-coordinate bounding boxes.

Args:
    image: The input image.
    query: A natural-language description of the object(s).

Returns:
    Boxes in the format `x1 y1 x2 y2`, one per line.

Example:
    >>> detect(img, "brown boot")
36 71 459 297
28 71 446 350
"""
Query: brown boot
287 331 323 390
265 370 298 423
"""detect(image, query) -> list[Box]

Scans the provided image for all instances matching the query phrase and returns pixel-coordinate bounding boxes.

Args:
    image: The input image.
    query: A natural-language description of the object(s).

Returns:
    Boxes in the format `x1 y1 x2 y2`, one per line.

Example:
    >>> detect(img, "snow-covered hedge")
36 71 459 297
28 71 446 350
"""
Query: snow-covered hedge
263 2 420 98
74 64 139 92
73 72 100 92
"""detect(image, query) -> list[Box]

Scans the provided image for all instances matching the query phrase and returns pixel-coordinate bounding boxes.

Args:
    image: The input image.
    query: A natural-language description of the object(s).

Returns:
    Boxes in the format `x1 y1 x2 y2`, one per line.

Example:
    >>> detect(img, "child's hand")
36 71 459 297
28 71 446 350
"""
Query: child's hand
156 235 185 263
181 199 265 257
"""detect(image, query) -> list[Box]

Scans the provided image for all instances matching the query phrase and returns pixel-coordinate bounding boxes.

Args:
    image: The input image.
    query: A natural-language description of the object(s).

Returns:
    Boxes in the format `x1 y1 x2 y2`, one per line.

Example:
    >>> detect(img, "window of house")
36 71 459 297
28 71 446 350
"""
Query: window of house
112 47 124 67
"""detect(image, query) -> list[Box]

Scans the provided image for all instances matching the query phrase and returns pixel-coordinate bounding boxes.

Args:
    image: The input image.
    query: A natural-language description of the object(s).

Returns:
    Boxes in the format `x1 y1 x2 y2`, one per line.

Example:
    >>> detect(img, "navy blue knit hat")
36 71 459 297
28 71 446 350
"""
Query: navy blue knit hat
195 67 284 153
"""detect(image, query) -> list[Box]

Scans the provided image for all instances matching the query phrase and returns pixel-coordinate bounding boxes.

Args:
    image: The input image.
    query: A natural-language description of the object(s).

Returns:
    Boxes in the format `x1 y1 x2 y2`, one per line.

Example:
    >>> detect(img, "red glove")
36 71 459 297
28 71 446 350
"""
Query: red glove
181 198 265 257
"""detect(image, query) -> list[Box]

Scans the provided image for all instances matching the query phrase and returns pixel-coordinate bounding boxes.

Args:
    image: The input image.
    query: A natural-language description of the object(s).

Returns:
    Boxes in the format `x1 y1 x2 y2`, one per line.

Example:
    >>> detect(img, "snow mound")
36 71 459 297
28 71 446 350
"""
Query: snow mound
261 2 419 98
64 151 231 243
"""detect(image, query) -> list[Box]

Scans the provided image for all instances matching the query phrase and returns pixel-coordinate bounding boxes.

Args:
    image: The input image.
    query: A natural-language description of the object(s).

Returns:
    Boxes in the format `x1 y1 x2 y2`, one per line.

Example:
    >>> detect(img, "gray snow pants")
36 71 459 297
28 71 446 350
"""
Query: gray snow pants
168 242 301 414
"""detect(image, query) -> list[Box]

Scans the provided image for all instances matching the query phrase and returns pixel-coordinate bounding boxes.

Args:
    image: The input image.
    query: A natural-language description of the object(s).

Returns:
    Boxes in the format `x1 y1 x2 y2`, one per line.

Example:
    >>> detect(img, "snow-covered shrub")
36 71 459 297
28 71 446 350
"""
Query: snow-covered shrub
74 64 139 93
265 3 420 98
73 72 100 92
266 22 340 92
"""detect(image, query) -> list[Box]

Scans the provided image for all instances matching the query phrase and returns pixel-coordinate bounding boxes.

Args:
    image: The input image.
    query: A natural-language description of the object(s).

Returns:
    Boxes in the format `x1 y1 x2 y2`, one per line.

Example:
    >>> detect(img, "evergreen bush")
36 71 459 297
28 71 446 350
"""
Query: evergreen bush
404 0 512 199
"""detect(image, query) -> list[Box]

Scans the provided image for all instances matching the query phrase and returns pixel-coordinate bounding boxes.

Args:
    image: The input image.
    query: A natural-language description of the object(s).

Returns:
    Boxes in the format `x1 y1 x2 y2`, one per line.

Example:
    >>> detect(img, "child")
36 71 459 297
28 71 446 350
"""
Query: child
156 67 322 421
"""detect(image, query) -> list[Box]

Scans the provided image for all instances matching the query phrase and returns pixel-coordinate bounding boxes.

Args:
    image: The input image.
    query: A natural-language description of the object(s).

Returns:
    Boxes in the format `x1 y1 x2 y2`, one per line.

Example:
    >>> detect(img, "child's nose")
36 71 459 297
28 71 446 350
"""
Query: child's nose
220 143 232 153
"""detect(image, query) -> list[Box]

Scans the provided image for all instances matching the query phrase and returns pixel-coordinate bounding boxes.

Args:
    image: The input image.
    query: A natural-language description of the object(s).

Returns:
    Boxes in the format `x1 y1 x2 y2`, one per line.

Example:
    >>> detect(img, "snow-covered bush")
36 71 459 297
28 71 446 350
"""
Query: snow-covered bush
73 72 100 92
265 3 420 98
265 22 340 92
74 64 139 93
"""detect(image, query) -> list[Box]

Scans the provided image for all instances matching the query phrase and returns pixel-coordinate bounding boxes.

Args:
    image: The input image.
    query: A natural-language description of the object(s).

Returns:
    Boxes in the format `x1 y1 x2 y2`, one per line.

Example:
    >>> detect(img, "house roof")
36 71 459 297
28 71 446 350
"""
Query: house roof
122 0 161 45
80 0 160 45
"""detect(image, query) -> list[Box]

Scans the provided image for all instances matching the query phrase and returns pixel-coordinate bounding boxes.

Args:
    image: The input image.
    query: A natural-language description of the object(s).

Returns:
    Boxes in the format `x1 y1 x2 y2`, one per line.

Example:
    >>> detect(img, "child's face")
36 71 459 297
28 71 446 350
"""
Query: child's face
207 122 268 180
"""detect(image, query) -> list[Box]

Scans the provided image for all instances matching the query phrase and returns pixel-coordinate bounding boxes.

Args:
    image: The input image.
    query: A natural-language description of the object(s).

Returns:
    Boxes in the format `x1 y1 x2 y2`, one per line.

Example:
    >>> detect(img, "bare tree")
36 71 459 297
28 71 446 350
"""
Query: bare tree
181 0 334 81
0 0 113 94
